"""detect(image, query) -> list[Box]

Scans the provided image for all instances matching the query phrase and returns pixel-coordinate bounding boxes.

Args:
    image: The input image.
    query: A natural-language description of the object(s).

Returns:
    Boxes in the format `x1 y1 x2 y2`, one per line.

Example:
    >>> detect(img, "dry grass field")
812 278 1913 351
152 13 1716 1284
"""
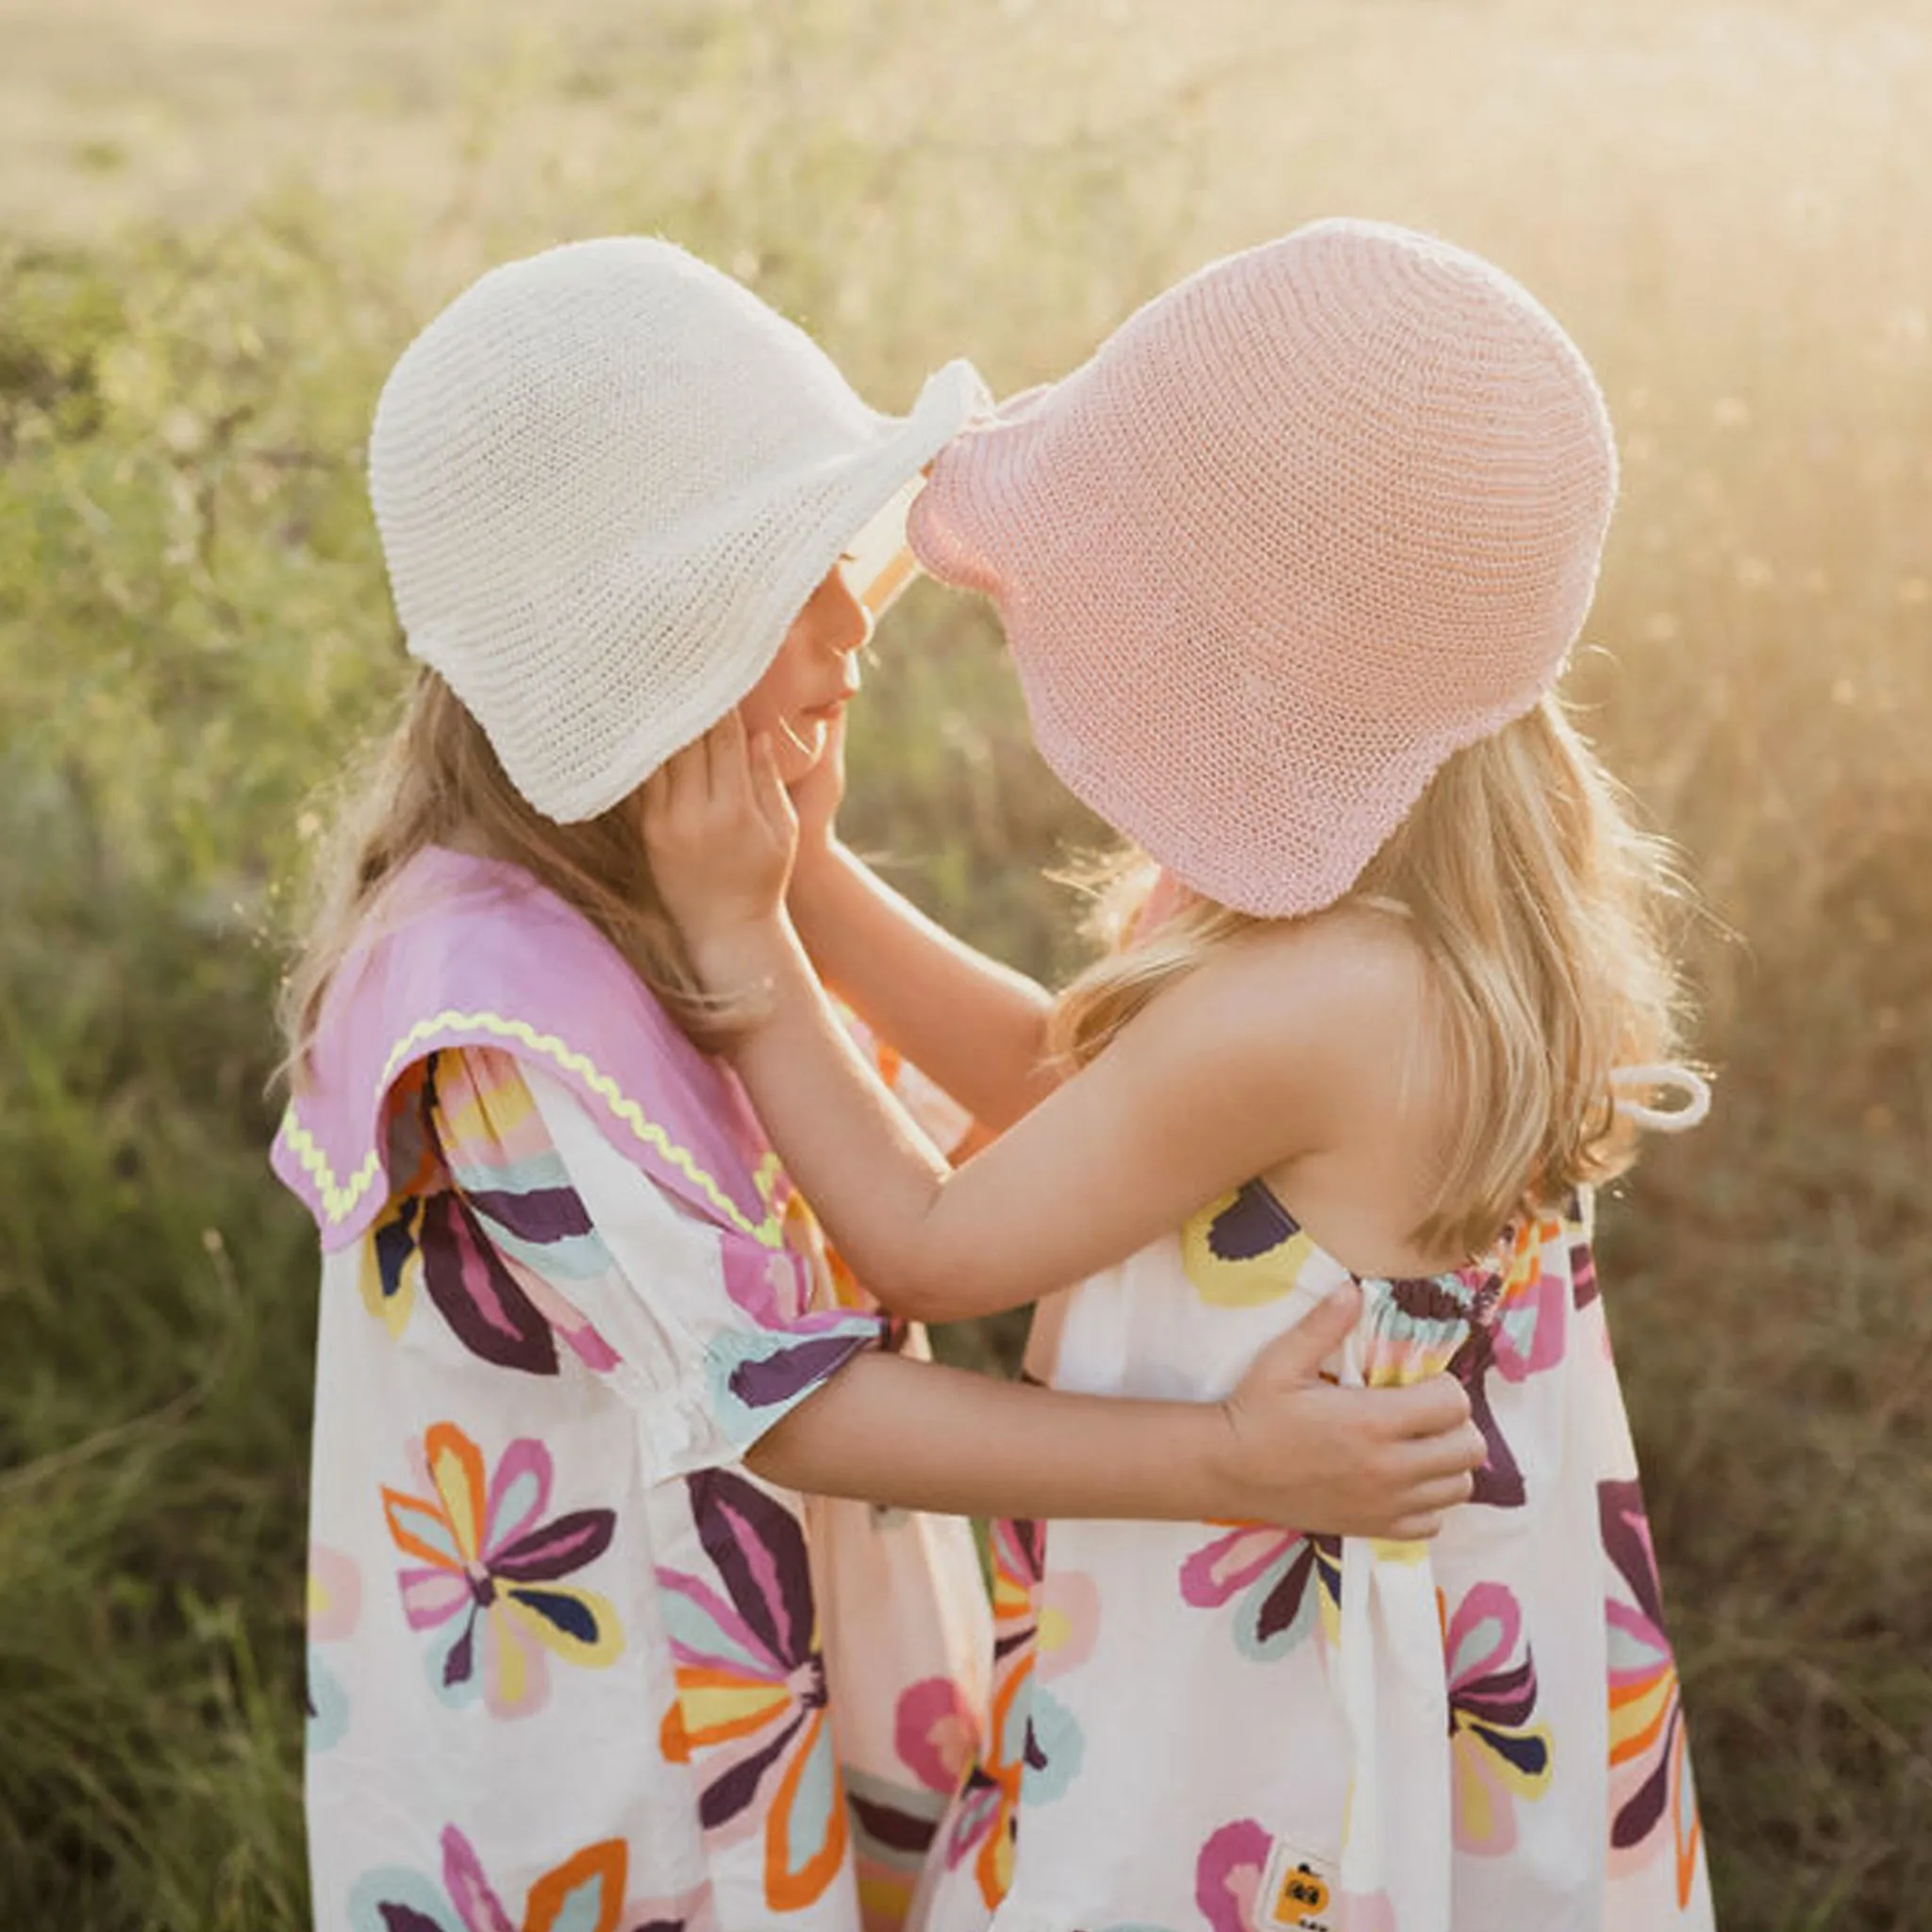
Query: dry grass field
1 1 1927 1925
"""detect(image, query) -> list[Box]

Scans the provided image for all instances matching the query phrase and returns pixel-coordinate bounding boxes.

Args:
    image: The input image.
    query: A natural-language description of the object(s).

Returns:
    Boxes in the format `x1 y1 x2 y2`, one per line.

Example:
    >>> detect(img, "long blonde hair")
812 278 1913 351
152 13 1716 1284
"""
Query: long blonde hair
277 668 727 1089
1048 694 1693 1261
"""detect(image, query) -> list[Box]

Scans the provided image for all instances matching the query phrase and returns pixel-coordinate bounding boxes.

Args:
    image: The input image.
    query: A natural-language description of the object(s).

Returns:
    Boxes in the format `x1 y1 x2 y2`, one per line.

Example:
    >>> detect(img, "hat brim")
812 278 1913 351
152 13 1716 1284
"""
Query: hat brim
844 475 924 621
544 357 989 821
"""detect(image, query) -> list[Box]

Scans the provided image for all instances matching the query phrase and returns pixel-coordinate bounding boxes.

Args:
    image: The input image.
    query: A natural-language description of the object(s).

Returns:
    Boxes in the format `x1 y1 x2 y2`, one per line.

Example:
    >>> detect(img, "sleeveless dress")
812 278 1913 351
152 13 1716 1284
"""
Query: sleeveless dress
276 847 991 1932
912 1183 1715 1932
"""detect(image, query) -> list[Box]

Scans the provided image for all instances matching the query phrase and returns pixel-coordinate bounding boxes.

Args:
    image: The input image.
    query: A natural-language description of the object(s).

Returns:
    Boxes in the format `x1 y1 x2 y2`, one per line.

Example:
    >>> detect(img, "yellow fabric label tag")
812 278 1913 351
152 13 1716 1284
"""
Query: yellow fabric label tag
1259 1836 1338 1931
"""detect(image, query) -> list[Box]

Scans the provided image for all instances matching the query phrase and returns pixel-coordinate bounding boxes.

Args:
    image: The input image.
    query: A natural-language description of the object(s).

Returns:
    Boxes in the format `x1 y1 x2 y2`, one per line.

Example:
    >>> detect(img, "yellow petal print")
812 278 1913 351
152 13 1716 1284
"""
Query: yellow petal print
1181 1182 1319 1307
424 1422 488 1563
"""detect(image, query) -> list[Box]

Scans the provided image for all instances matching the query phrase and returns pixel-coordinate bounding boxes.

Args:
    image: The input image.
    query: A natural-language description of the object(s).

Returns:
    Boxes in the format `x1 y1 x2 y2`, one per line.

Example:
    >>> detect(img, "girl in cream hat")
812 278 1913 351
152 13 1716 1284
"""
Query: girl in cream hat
643 219 1717 1931
273 237 1481 1932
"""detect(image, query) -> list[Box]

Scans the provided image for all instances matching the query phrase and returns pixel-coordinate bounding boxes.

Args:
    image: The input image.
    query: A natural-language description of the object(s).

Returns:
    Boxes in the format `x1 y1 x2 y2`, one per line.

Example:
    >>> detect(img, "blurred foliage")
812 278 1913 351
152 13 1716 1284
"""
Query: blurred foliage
3 1 1930 1926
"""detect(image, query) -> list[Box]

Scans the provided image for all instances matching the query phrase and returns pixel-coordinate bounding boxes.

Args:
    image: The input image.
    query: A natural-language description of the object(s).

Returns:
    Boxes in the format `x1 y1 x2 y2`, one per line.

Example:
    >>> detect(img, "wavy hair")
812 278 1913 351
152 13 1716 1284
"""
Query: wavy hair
276 668 731 1090
1047 694 1694 1261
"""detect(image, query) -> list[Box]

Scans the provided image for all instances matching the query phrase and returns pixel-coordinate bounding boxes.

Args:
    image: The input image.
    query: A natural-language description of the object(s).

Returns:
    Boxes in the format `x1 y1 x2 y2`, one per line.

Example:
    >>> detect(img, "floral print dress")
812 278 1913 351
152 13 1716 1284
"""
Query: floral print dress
912 1186 1714 1932
278 849 990 1932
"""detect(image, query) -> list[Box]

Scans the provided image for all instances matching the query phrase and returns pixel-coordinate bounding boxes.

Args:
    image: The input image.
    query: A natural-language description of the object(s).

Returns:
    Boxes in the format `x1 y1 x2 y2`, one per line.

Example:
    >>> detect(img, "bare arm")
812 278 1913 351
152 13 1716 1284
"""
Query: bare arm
745 1284 1482 1540
642 714 1368 1324
784 712 1058 1130
789 840 1058 1131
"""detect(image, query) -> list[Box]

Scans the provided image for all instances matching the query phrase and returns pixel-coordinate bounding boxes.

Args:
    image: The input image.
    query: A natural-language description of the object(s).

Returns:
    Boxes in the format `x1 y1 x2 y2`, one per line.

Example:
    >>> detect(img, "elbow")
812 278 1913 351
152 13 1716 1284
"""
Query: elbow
857 1253 1026 1326
860 1266 960 1326
848 1244 979 1326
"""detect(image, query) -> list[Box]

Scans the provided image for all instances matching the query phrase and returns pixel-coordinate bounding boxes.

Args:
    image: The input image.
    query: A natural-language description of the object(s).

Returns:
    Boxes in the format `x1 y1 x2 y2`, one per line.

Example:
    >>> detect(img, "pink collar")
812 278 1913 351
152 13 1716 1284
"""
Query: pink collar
272 845 784 1257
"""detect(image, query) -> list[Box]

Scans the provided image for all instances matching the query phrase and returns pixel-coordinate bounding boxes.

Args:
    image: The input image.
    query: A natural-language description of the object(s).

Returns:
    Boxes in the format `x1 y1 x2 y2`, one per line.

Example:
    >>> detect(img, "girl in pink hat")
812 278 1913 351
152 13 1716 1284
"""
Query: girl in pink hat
642 219 1717 1931
276 236 1479 1932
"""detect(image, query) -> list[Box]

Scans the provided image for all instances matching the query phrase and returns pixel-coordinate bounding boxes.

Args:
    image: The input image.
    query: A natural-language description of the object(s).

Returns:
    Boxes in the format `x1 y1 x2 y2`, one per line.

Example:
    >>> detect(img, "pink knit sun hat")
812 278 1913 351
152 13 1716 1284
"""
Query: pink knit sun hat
907 219 1619 917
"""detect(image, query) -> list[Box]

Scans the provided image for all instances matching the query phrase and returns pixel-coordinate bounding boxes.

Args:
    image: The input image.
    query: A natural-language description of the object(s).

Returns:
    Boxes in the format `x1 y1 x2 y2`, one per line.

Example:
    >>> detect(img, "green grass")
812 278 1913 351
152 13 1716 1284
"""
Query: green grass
2 2 1929 1925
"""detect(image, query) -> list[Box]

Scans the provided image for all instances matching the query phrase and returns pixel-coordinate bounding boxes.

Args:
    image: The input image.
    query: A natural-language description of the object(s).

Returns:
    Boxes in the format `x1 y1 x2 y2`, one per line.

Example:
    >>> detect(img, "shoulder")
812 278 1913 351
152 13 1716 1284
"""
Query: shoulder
1129 905 1431 1072
1088 905 1434 1165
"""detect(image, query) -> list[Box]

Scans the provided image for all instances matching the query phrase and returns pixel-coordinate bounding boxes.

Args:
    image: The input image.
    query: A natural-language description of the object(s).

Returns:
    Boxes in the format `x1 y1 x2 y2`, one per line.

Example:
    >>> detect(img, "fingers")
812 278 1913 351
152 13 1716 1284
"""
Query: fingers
644 734 704 824
748 731 798 848
1385 1414 1487 1483
1406 1469 1477 1514
710 707 748 801
1245 1283 1359 1383
1385 1510 1445 1542
1381 1372 1474 1441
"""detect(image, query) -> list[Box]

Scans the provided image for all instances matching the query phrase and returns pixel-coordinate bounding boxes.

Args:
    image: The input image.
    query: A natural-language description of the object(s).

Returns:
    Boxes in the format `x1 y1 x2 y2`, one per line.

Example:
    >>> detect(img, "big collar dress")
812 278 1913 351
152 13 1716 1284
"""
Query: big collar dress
275 847 990 1932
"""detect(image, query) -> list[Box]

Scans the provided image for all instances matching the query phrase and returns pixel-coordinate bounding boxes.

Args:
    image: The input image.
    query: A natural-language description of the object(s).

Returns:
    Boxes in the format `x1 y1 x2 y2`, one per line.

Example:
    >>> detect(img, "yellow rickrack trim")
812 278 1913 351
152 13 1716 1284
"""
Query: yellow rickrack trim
279 1008 788 1247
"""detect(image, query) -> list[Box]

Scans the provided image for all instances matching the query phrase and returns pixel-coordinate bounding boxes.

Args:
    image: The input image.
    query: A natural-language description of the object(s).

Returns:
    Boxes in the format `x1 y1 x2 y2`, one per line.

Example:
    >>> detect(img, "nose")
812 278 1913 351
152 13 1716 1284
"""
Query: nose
817 568 874 659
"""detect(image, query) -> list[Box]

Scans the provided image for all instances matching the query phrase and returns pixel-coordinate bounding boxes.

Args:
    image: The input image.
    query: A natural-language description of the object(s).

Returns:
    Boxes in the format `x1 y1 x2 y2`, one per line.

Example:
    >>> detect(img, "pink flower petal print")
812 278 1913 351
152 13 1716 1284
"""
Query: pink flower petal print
896 1675 979 1794
1034 1569 1100 1683
397 1566 475 1631
658 1567 779 1679
1444 1582 1522 1691
1337 1889 1398 1932
1179 1524 1289 1609
308 1543 362 1643
688 1470 816 1670
1195 1818 1272 1932
480 1437 553 1557
480 1591 551 1719
440 1826 517 1932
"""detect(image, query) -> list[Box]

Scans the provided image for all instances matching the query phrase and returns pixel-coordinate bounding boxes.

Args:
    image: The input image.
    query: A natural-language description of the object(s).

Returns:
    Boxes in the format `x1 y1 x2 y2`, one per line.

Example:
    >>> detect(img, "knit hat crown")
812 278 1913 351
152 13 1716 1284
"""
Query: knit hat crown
908 218 1619 917
369 238 986 822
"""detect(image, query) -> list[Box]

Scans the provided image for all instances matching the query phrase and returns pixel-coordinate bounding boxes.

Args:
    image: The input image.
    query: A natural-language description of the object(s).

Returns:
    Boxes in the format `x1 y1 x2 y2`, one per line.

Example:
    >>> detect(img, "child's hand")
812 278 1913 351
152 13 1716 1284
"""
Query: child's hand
641 709 799 991
1214 1283 1484 1539
787 708 848 869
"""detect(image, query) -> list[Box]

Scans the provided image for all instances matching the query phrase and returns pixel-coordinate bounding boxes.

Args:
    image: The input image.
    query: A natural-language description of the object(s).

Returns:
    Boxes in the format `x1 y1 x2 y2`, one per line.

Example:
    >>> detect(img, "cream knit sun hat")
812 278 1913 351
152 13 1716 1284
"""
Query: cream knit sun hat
369 238 988 822
908 218 1619 918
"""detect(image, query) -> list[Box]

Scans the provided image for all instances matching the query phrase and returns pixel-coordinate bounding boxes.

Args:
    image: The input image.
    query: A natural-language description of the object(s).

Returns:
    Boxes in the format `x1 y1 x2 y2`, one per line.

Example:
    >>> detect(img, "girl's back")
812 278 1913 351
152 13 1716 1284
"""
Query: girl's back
910 901 1708 1931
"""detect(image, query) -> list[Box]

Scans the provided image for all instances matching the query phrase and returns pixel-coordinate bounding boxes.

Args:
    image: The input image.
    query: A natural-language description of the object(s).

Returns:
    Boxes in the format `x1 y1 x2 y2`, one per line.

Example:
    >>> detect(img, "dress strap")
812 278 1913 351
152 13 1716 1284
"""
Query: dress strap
1609 1062 1712 1133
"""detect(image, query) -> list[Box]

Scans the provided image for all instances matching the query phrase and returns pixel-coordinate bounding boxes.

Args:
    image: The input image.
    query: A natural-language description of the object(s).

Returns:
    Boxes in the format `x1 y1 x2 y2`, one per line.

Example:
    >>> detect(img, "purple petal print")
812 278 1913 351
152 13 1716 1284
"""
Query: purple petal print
848 1787 941 1857
502 1585 601 1644
1601 1480 1666 1625
443 1617 476 1688
371 1197 423 1306
1571 1241 1600 1308
1477 1722 1550 1779
419 1192 558 1375
1611 1752 1672 1848
992 1517 1044 1589
1390 1274 1474 1326
1457 1658 1539 1729
1207 1180 1301 1260
698 1708 809 1830
463 1183 595 1245
1448 1327 1526 1509
375 1907 445 1932
726 1332 874 1409
491 1509 615 1583
688 1469 814 1668
1254 1545 1320 1645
